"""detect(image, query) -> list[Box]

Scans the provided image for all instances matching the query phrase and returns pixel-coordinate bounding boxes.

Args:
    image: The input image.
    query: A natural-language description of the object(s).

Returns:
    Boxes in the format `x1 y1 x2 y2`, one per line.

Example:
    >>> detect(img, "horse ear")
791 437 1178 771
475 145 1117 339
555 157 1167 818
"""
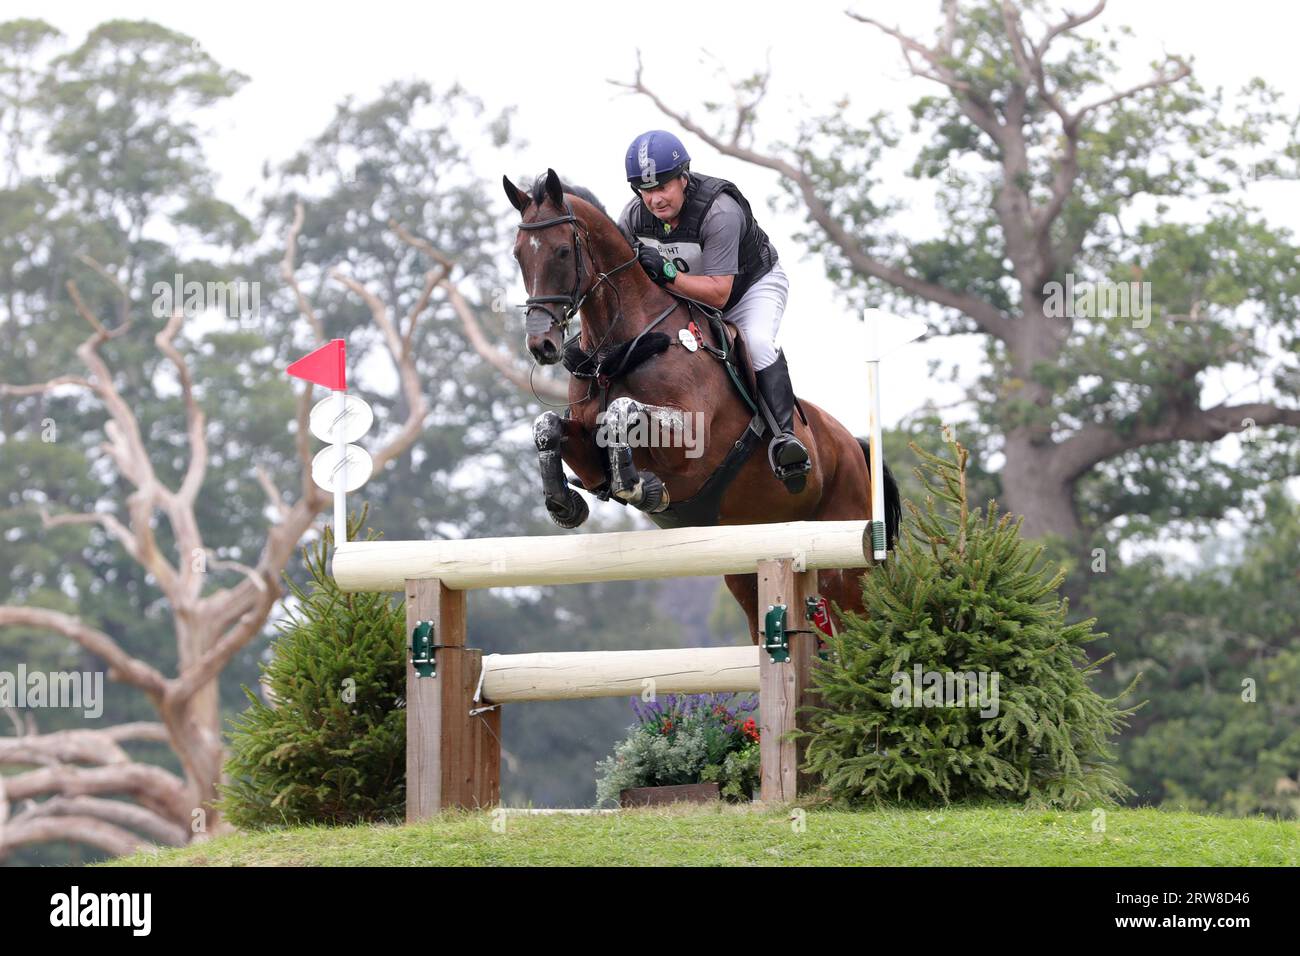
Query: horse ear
544 168 566 209
503 175 530 213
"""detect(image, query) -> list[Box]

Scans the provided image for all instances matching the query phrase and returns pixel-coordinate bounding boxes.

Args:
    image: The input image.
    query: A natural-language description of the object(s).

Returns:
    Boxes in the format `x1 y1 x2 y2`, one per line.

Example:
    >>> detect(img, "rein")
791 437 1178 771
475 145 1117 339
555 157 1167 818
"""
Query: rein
517 201 639 351
518 199 729 410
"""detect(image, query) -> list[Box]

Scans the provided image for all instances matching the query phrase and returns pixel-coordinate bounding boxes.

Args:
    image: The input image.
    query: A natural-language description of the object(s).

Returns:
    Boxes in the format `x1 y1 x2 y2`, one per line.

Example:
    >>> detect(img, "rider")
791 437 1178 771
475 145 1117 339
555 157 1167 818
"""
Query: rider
616 129 812 494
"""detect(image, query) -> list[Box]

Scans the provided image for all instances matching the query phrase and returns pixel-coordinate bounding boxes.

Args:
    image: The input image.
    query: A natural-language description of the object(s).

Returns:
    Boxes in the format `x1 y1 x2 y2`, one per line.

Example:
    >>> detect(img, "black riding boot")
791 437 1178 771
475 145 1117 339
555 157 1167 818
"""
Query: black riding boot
756 349 812 494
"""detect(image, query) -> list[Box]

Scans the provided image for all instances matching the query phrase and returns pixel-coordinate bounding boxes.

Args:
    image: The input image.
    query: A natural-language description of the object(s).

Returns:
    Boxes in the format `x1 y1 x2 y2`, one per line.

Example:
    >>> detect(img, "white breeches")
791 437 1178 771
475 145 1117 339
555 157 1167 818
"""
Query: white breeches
722 262 787 371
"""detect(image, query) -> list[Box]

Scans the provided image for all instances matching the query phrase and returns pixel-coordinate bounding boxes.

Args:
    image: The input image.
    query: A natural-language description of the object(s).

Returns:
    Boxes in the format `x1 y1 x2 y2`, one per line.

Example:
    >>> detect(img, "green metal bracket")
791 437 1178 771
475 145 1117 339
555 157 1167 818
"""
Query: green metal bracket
763 604 790 664
410 620 437 678
765 598 833 665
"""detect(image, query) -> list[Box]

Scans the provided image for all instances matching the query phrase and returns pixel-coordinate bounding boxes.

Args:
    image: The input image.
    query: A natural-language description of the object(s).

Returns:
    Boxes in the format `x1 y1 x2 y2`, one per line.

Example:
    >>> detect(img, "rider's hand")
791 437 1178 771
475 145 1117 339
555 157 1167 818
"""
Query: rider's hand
636 243 677 285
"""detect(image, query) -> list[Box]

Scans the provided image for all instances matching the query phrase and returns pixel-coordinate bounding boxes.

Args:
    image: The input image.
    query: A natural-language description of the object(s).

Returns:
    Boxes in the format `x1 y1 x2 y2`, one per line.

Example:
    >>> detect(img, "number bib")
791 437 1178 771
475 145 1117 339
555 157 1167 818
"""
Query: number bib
639 238 702 276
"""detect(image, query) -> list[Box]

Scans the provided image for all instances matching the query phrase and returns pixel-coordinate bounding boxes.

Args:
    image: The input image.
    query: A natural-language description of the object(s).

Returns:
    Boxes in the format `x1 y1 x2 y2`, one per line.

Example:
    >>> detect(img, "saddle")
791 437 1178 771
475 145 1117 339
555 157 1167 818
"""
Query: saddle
708 315 808 437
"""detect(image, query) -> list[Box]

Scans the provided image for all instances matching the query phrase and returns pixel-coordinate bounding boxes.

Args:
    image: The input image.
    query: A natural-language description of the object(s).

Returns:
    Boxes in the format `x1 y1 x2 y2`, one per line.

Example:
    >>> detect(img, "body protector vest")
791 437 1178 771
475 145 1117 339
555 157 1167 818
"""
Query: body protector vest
625 173 777 312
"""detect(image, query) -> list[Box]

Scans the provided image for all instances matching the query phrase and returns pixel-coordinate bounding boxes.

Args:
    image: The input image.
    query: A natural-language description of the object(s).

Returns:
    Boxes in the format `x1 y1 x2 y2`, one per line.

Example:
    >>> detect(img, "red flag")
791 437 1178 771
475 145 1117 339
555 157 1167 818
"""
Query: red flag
286 339 346 390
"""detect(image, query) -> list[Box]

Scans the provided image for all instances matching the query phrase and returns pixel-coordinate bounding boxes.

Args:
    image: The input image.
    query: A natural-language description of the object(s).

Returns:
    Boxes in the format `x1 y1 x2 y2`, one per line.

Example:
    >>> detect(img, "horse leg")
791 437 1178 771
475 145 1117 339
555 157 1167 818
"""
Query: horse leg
724 572 760 645
604 395 675 514
533 410 598 529
815 568 868 625
808 429 872 623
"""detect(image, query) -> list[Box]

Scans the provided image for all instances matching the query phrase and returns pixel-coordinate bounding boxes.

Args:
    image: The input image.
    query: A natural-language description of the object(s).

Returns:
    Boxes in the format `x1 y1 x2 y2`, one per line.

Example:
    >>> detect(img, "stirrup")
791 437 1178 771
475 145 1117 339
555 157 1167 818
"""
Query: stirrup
768 434 811 492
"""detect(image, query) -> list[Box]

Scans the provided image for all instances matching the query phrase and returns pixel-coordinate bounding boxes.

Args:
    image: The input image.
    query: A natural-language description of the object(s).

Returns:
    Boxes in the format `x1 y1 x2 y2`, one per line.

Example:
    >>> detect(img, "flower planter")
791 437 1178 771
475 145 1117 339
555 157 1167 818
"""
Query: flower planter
618 782 721 808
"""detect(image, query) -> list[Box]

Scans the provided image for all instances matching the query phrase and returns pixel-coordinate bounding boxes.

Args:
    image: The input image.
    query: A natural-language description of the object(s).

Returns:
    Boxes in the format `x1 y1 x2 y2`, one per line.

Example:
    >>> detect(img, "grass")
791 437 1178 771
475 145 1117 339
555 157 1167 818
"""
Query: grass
105 804 1299 867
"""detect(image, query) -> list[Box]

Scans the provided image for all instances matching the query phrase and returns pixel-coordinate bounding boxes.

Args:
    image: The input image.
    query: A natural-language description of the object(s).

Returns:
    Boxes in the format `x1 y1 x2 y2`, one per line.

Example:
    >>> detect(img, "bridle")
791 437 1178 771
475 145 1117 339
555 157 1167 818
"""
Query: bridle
516 194 697 410
517 200 638 343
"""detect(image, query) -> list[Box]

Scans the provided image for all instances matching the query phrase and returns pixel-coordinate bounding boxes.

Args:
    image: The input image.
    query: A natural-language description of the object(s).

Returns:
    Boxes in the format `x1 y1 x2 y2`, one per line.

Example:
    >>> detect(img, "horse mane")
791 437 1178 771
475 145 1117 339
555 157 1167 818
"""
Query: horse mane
529 174 616 228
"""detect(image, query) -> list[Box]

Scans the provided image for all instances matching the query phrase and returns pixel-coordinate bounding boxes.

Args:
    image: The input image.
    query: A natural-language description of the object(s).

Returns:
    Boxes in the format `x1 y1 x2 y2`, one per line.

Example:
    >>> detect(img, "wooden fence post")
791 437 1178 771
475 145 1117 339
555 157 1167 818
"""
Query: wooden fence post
404 578 499 821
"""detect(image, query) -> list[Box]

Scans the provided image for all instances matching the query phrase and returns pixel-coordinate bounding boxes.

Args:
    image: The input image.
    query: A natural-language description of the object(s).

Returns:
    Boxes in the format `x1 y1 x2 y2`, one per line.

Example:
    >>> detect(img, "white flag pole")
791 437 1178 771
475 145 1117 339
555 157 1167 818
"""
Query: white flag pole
862 308 928 561
865 315 887 561
333 387 348 544
866 359 887 561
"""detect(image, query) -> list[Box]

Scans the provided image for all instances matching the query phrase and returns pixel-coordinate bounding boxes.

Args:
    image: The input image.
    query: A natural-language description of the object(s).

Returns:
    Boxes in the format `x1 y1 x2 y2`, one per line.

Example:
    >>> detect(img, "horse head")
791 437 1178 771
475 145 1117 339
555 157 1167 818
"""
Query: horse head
504 168 600 364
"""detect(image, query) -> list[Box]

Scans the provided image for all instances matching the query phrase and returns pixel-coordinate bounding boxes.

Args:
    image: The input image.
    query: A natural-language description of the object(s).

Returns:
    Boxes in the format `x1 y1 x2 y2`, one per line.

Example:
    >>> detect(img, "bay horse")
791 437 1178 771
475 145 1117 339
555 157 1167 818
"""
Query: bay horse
504 169 899 643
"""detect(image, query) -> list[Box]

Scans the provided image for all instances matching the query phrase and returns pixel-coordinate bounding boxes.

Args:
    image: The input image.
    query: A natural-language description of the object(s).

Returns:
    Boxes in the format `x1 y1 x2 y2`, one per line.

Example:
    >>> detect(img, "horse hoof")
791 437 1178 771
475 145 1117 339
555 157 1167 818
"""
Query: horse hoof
640 473 669 513
545 488 589 528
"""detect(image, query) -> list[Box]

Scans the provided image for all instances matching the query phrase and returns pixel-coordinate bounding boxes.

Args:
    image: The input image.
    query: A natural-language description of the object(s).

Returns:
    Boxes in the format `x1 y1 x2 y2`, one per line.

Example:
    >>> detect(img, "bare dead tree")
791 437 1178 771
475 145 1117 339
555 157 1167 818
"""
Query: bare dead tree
0 202 471 859
404 215 571 406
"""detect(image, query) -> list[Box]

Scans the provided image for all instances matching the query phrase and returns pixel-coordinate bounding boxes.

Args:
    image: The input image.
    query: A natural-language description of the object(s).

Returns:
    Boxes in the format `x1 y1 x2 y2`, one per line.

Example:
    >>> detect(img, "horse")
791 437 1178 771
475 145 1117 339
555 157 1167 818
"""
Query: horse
504 168 900 643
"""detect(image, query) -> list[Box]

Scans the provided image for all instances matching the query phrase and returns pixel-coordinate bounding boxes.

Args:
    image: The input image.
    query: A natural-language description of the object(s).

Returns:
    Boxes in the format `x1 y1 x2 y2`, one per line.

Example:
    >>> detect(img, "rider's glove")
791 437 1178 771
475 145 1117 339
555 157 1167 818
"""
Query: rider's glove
636 243 677 285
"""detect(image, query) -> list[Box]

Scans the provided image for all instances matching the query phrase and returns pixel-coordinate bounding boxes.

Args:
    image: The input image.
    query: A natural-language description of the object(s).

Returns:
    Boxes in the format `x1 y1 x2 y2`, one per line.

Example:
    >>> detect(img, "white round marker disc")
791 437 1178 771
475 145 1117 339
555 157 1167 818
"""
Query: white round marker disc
311 443 374 493
309 394 374 444
678 328 699 352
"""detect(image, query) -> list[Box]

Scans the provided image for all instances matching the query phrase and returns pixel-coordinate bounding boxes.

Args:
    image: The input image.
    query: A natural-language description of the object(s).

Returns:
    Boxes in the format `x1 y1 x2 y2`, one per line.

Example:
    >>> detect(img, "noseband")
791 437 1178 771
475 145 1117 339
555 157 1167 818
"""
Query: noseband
517 201 638 339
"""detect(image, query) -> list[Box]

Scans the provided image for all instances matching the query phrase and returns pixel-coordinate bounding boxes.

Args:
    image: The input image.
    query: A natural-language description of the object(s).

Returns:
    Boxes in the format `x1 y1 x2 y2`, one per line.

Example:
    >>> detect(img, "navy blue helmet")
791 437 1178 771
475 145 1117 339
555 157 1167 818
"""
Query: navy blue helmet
625 130 691 191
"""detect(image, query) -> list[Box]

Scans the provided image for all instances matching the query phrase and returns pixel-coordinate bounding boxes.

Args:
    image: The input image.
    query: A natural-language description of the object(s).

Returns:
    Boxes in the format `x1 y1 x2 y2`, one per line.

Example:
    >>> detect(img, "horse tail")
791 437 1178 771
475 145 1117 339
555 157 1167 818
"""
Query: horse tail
856 437 902 550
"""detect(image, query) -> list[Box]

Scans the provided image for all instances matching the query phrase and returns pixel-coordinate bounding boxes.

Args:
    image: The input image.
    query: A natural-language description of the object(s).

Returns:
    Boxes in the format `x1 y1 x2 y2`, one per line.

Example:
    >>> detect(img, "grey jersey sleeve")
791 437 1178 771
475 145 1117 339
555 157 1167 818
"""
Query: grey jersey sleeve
699 193 746 276
616 201 638 248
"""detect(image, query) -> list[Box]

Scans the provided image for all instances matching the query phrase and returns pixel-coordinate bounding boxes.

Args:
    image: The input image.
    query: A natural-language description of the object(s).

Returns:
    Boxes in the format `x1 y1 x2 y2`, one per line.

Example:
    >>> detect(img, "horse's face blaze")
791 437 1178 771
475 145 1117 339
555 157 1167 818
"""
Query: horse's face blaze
515 201 579 365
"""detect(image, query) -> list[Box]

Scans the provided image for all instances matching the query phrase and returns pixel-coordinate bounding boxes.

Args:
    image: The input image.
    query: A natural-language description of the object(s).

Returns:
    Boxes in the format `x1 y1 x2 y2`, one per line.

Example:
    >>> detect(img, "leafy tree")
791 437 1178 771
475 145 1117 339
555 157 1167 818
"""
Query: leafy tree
622 0 1300 551
1085 486 1300 817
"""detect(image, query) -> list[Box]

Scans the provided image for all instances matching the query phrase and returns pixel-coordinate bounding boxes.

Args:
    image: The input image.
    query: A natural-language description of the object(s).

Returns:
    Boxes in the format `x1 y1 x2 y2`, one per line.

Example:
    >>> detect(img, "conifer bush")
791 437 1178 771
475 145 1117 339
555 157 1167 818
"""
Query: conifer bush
220 518 406 828
802 439 1140 809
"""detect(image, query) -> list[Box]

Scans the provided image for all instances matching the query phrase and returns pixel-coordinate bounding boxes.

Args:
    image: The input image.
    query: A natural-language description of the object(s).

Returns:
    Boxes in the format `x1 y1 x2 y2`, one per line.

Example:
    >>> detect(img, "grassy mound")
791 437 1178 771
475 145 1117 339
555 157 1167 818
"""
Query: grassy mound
105 805 1297 867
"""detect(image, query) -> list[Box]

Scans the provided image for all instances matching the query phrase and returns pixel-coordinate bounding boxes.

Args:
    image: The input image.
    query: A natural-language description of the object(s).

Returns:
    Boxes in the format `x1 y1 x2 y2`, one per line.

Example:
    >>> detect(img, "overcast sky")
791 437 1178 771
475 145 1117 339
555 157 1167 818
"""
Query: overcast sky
24 2 1300 520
